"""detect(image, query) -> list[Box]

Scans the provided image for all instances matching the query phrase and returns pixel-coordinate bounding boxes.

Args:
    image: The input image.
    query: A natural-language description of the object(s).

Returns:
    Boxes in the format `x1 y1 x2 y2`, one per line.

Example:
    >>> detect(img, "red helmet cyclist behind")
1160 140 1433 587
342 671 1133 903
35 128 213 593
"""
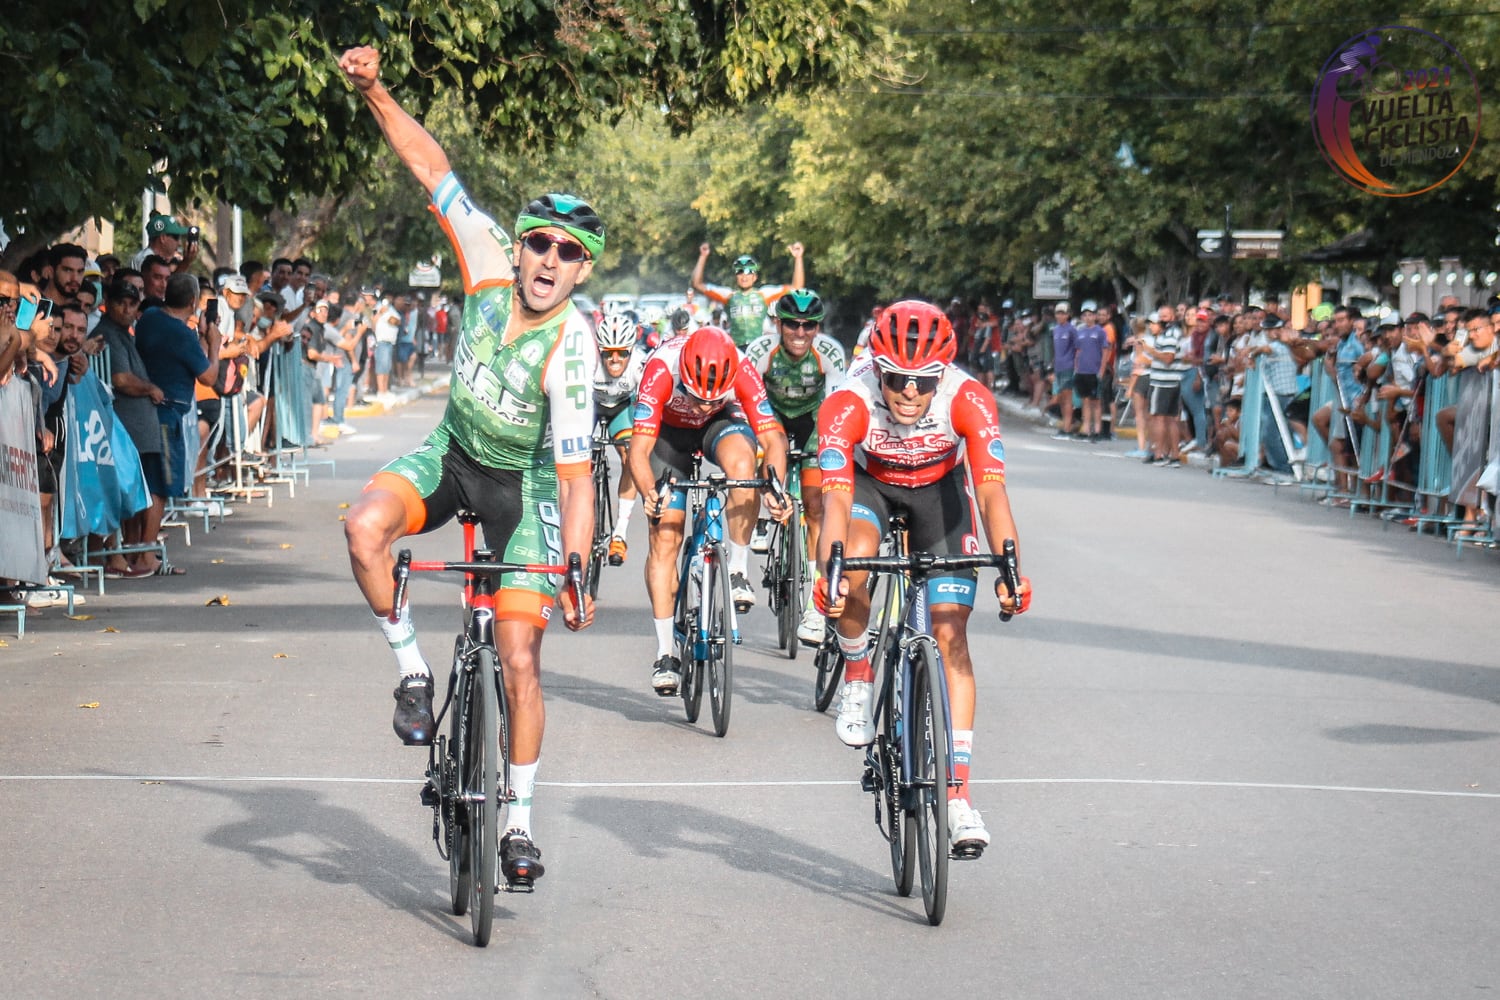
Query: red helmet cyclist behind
813 299 1031 859
627 325 791 696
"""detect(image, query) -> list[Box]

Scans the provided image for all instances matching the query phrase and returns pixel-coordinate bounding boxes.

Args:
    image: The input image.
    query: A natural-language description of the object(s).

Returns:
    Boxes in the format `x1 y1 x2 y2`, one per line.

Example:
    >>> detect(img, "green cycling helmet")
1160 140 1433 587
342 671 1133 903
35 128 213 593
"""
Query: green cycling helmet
515 194 606 260
775 288 825 323
732 254 760 276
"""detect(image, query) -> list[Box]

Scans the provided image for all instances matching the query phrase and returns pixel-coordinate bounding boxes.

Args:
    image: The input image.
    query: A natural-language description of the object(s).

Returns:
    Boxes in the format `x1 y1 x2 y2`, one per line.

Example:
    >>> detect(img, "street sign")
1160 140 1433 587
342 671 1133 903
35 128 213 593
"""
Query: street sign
1196 229 1283 260
1033 255 1070 299
408 261 441 288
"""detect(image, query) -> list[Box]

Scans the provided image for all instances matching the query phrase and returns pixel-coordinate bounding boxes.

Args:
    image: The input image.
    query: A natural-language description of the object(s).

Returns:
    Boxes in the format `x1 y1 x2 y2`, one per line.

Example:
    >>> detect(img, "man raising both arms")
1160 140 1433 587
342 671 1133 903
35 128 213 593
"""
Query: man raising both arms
691 242 806 349
339 45 597 887
815 300 1030 856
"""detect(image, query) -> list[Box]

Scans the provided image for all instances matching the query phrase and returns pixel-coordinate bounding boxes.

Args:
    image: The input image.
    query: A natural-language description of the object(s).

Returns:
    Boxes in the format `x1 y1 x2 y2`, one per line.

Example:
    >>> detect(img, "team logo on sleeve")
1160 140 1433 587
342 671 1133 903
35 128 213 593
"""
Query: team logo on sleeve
633 402 653 422
818 448 848 472
988 439 1006 463
757 399 774 416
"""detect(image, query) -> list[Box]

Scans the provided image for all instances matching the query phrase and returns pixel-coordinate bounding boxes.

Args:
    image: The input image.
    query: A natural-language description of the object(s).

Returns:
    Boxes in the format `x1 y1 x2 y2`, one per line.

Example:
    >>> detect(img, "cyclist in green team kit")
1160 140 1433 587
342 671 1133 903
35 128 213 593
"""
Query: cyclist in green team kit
338 45 597 886
743 289 848 645
691 241 806 349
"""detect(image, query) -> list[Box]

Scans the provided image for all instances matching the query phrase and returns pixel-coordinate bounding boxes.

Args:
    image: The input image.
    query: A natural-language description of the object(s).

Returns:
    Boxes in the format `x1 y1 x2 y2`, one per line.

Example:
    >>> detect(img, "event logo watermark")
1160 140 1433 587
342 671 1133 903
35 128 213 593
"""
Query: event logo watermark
1311 26 1480 197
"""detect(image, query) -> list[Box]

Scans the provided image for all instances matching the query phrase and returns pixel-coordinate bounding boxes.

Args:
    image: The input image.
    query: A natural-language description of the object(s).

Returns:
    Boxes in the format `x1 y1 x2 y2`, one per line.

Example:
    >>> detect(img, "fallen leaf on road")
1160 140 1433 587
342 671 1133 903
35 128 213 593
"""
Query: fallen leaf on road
66 613 93 621
338 515 346 522
0 640 8 647
273 652 290 659
211 559 225 565
206 595 231 606
338 502 350 509
78 702 100 709
140 780 162 786
279 543 294 550
100 626 119 633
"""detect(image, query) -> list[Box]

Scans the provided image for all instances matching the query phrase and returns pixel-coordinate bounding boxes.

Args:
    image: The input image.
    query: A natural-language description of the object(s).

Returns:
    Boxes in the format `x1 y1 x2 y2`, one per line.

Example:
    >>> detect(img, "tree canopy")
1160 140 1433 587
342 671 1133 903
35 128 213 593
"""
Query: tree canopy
0 0 894 261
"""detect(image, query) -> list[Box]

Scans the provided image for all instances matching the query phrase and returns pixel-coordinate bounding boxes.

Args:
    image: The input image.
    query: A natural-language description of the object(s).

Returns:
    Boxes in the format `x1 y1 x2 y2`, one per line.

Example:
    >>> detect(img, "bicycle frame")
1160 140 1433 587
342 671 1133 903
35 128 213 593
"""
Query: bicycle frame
875 573 954 809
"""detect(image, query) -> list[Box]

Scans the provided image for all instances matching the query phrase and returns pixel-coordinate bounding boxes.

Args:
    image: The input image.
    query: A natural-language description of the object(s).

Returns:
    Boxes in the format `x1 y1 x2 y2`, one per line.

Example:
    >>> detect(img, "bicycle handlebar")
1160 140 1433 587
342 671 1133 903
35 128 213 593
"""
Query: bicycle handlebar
824 541 1022 623
388 548 579 624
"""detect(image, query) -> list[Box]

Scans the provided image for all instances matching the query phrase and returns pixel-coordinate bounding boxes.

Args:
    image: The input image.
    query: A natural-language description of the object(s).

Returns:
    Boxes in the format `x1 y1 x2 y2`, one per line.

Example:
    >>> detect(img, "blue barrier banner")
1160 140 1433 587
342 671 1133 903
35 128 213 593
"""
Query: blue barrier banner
60 371 150 538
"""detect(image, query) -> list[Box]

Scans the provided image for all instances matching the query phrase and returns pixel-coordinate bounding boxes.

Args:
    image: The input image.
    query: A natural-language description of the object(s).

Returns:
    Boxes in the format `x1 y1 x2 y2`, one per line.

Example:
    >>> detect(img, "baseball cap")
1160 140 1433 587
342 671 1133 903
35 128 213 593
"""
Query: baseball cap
83 259 103 279
1054 303 1070 314
1261 315 1285 329
145 213 191 238
360 286 379 297
1403 311 1430 325
257 290 285 309
1147 309 1162 323
219 273 250 294
313 298 332 311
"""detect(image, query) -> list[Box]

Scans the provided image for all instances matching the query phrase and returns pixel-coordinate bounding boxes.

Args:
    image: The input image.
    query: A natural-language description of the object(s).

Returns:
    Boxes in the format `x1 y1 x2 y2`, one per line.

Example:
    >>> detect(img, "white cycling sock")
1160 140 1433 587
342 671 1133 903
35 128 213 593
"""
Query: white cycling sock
506 759 538 837
728 542 750 577
654 616 676 658
377 607 429 679
614 497 636 536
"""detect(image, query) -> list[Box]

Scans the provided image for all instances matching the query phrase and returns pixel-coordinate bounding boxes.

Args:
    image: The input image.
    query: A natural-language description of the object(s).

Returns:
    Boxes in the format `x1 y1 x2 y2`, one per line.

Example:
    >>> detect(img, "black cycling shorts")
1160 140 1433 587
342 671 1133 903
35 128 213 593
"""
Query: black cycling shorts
848 464 982 608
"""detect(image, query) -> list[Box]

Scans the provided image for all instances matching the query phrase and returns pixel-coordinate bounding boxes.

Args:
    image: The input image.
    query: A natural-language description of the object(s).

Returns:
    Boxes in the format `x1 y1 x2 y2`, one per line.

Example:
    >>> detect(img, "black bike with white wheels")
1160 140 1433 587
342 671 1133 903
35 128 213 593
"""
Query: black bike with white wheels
826 538 1020 926
586 417 615 599
394 513 583 947
660 463 784 737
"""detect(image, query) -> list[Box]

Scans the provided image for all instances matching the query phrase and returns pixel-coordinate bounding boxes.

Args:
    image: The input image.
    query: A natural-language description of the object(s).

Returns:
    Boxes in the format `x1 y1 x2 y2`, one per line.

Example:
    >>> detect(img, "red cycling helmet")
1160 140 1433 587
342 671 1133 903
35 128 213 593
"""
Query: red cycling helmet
679 326 740 401
869 299 957 374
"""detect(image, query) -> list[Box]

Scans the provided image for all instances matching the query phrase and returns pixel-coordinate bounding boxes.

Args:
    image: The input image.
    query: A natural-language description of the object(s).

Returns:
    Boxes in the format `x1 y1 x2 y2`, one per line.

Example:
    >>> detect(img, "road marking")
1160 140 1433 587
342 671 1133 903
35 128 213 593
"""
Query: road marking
0 774 1496 799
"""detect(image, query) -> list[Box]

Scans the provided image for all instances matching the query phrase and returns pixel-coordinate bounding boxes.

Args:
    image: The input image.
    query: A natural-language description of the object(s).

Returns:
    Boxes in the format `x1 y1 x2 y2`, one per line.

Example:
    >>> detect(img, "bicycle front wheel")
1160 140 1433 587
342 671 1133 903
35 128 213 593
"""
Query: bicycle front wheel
812 627 843 713
881 675 915 897
910 637 951 926
707 554 734 737
466 647 501 946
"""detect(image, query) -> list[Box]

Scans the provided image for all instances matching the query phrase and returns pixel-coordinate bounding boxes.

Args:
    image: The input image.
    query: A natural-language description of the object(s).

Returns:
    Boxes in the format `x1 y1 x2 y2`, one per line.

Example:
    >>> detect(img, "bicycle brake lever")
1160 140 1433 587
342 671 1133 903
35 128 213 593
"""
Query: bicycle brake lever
390 548 412 623
566 552 585 618
825 541 844 617
998 538 1020 623
650 470 674 523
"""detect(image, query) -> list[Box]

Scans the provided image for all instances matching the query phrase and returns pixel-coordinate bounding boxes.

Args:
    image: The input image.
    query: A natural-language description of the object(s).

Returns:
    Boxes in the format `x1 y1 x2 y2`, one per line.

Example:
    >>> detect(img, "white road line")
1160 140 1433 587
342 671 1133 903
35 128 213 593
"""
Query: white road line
0 774 1496 799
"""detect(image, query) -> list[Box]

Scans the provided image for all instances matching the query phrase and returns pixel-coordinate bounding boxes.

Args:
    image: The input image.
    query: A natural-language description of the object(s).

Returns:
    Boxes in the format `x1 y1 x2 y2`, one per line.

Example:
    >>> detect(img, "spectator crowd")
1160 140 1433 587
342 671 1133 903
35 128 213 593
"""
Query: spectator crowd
0 219 458 614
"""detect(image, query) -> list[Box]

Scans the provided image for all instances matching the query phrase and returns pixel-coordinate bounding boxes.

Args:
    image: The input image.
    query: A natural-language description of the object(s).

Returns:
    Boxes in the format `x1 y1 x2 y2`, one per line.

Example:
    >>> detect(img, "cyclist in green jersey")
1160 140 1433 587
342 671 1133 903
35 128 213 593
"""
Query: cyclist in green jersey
339 45 598 885
691 242 806 348
743 289 847 644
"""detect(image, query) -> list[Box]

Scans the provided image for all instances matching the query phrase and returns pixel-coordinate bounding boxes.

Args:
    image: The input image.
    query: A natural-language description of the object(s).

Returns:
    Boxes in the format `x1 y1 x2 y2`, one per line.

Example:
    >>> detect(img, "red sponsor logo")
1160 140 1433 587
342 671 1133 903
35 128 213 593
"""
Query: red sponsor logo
866 428 957 466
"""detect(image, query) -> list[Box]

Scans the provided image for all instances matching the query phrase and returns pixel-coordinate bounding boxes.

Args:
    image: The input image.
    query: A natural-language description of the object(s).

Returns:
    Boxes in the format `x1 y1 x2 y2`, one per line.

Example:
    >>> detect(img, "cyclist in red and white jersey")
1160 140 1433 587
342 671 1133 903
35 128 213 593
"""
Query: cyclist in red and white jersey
627 326 791 694
815 299 1031 857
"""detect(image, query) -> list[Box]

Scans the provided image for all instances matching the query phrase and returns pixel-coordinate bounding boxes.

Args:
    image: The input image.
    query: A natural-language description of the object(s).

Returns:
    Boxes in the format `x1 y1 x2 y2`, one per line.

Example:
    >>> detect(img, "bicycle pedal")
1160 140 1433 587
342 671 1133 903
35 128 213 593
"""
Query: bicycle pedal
500 876 535 893
860 768 878 793
419 781 440 808
950 843 987 861
654 685 678 698
607 554 623 567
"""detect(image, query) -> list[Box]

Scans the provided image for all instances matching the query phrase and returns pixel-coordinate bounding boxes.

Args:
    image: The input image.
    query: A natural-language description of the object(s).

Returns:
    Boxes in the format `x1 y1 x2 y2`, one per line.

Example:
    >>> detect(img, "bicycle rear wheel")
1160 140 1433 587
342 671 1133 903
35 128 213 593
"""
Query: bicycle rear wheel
812 627 843 713
588 450 613 599
707 554 734 737
909 638 951 926
881 674 915 897
779 515 804 662
466 647 500 946
447 661 471 917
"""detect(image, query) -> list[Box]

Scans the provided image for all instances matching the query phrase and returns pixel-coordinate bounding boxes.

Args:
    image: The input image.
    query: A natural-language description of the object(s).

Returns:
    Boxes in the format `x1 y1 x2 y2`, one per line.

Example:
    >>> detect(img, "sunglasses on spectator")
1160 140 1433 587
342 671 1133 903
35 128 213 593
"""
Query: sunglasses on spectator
780 318 818 330
521 231 590 263
880 370 940 395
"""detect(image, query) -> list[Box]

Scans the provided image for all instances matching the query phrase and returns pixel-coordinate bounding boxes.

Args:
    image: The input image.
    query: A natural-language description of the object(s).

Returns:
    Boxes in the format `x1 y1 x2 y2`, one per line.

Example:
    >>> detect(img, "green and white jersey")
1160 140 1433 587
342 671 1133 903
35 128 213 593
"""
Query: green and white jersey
432 172 597 473
743 331 848 420
702 283 793 348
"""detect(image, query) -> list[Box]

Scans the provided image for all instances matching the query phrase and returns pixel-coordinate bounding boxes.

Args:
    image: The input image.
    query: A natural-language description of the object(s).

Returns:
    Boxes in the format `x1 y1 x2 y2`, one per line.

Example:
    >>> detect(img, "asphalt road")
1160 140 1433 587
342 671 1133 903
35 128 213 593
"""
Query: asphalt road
3 392 1498 999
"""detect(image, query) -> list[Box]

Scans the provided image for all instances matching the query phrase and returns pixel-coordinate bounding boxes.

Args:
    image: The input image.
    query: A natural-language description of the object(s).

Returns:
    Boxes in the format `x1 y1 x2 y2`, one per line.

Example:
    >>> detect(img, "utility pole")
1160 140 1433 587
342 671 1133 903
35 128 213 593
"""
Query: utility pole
1223 203 1233 303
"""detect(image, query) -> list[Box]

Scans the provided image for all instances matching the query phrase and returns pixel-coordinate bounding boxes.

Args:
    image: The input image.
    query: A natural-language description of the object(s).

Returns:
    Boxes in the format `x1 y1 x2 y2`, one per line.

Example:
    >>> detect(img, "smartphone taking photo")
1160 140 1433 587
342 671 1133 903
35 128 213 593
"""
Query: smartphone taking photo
15 296 53 332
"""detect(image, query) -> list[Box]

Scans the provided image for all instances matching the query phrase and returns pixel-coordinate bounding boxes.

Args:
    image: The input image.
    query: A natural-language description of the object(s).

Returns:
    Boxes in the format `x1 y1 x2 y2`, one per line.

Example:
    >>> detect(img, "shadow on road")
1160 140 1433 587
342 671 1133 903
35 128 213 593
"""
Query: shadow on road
178 780 501 942
569 793 924 923
1015 617 1500 708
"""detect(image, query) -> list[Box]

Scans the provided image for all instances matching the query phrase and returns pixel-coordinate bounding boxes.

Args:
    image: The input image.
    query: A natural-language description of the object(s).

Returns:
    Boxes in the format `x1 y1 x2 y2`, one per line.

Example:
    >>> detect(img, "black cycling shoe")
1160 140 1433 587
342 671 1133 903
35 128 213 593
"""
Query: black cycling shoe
392 675 435 746
501 829 545 886
651 655 681 697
